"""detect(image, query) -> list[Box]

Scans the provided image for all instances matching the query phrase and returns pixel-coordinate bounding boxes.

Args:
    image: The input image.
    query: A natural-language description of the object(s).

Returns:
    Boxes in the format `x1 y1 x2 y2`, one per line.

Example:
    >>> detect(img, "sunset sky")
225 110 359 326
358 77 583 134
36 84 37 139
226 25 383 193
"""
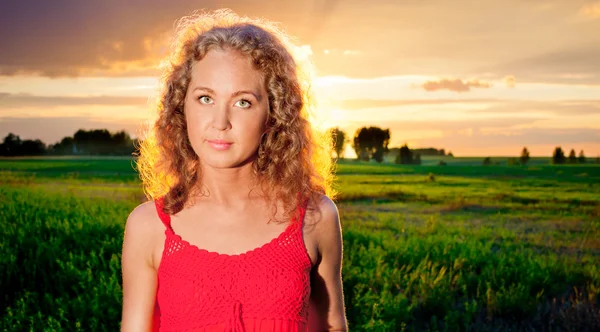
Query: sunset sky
1 0 599 157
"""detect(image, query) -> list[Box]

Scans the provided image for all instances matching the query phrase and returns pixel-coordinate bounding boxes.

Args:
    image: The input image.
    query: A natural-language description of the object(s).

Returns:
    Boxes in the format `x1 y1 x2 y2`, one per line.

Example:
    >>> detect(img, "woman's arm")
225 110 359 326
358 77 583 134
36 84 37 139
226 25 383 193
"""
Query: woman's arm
121 202 161 332
307 196 348 331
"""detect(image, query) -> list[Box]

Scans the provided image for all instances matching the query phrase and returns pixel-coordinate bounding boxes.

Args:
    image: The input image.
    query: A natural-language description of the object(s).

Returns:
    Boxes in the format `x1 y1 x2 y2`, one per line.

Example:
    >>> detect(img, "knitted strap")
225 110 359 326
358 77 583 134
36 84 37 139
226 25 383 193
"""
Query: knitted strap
154 197 171 229
296 197 309 228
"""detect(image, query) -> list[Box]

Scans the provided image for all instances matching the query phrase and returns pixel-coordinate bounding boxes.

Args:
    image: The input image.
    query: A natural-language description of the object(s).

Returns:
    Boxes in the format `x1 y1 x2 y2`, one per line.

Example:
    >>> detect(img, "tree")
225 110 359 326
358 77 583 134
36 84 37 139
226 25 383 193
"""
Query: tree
568 149 577 164
49 137 76 155
0 133 22 156
74 129 113 155
447 151 454 157
552 147 566 164
520 147 530 165
352 127 390 163
111 130 134 155
20 139 46 156
330 127 346 160
578 150 586 164
394 144 422 165
396 144 413 165
1 129 136 156
401 148 445 156
0 133 46 156
483 157 492 166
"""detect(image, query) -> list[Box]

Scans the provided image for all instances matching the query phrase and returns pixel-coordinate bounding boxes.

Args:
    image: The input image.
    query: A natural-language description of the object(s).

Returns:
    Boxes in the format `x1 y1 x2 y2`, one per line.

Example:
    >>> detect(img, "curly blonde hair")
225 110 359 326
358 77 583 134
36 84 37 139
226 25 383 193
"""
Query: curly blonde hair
135 9 335 221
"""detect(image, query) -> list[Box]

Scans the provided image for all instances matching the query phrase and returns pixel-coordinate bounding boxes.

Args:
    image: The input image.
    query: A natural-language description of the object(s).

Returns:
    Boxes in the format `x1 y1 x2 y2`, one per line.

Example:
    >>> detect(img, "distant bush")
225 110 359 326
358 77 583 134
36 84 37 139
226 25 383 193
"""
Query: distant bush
552 147 590 165
568 149 578 164
395 144 421 165
552 147 566 164
578 150 586 164
438 160 447 166
508 157 520 166
483 157 492 166
520 147 530 165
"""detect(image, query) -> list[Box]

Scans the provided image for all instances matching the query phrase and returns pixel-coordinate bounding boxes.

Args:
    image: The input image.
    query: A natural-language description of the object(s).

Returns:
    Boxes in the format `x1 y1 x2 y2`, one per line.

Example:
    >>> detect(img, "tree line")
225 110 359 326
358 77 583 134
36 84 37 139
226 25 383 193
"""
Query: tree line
0 130 137 156
330 126 448 165
2 127 597 165
330 127 598 165
481 147 592 166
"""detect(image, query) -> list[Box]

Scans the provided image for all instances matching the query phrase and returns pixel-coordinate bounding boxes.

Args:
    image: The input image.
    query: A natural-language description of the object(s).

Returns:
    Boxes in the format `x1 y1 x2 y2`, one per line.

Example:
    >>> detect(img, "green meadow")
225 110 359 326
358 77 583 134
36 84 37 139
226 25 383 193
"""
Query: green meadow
1 157 599 331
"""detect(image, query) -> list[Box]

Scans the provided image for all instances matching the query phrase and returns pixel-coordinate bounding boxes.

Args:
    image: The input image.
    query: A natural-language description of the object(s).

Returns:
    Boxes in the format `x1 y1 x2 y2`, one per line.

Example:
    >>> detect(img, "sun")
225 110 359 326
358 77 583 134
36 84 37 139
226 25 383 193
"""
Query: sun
317 107 347 130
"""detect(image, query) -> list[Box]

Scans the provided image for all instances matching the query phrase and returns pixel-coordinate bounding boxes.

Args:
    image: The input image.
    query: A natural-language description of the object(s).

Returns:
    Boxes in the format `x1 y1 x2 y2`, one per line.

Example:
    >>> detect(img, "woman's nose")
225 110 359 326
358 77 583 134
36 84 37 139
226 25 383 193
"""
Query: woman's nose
211 104 231 131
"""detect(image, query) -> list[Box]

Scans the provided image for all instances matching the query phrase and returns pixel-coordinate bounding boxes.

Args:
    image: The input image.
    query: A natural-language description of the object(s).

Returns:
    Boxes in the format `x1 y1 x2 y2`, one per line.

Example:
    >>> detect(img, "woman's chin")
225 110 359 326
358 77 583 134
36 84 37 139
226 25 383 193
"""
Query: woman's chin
200 154 255 170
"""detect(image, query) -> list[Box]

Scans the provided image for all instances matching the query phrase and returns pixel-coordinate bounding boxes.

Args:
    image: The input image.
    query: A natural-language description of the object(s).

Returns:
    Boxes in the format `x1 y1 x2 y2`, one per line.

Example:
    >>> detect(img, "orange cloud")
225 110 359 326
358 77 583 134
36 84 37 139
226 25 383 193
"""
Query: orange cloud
421 78 492 93
580 2 600 18
0 1 341 78
325 98 498 110
0 93 148 108
503 75 516 88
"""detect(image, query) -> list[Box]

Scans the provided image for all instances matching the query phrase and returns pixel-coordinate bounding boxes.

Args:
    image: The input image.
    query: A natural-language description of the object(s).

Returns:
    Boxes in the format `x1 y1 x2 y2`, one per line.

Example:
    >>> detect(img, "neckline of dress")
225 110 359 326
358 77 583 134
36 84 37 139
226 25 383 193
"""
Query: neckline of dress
164 216 299 259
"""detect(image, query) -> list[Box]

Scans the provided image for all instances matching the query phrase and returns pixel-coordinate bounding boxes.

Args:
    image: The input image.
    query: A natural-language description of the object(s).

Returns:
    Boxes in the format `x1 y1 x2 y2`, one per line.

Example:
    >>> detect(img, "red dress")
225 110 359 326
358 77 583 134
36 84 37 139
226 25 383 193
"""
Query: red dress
153 198 313 331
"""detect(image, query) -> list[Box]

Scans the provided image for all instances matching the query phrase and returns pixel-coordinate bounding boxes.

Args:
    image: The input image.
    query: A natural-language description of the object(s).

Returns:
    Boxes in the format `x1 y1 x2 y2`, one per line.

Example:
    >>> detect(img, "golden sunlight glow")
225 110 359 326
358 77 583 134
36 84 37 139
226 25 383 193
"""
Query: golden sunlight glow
580 2 600 18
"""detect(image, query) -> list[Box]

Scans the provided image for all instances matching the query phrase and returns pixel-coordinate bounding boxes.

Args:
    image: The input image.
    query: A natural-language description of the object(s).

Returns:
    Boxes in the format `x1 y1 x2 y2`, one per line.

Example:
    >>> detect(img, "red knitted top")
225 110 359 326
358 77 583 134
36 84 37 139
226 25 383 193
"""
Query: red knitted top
153 198 313 332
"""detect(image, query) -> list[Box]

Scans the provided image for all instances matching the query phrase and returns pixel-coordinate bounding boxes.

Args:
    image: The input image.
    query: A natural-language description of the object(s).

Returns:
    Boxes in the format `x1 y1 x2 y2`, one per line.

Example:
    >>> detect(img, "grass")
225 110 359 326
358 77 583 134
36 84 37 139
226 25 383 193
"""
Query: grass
1 186 135 331
1 157 599 331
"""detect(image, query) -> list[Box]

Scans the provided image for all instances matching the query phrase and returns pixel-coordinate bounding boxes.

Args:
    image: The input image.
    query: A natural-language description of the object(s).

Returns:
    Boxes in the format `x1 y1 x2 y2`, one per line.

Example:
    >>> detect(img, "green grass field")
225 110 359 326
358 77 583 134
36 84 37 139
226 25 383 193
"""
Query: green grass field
1 157 599 331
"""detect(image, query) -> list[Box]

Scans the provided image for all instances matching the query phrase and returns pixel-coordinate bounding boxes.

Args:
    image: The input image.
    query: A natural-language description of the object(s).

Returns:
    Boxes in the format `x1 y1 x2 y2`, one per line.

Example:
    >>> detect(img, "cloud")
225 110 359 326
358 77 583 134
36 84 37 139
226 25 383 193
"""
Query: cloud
0 0 177 77
480 46 600 85
0 0 598 87
420 78 492 93
349 116 543 133
326 98 600 115
580 2 600 19
503 75 516 88
343 50 360 56
410 127 600 149
473 99 600 116
0 93 149 108
0 0 343 77
324 98 499 110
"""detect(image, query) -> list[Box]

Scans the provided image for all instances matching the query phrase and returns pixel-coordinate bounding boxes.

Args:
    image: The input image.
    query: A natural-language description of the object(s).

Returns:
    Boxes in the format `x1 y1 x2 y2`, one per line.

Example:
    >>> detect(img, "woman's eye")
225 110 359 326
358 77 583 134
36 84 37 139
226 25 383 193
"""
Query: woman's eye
198 96 213 104
235 99 251 108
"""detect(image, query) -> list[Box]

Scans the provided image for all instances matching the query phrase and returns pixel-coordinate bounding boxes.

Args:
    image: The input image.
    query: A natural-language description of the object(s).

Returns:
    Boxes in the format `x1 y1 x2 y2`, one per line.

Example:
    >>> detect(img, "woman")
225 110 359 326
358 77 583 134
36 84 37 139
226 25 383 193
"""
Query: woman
121 9 348 332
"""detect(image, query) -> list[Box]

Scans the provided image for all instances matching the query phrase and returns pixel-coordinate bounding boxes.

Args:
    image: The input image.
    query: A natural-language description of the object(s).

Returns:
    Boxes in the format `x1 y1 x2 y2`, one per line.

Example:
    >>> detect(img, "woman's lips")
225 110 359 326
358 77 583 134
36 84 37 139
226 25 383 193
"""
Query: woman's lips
207 139 233 151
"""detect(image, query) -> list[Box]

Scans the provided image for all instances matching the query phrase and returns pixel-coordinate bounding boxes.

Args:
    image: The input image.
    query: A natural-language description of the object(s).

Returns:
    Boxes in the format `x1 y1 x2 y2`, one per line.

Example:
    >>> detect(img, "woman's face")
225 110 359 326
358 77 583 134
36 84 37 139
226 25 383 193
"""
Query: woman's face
184 48 269 170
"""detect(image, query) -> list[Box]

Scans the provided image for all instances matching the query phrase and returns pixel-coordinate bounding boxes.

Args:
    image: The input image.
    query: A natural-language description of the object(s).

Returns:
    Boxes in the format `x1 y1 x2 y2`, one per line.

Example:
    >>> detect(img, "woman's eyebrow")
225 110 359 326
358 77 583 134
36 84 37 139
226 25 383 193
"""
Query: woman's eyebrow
231 90 261 101
193 86 261 101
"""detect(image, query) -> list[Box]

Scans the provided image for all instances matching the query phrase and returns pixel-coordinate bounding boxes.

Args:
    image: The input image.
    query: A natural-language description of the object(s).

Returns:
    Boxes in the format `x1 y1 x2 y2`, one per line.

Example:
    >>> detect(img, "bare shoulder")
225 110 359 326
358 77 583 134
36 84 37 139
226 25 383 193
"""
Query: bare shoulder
305 195 342 251
121 200 163 330
123 200 163 267
306 195 339 223
126 200 162 231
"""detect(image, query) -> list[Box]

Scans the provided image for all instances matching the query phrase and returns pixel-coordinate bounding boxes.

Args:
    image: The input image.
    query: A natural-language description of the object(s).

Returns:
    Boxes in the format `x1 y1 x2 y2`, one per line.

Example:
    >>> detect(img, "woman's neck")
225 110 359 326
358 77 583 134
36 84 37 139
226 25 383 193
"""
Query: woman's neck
193 162 264 206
